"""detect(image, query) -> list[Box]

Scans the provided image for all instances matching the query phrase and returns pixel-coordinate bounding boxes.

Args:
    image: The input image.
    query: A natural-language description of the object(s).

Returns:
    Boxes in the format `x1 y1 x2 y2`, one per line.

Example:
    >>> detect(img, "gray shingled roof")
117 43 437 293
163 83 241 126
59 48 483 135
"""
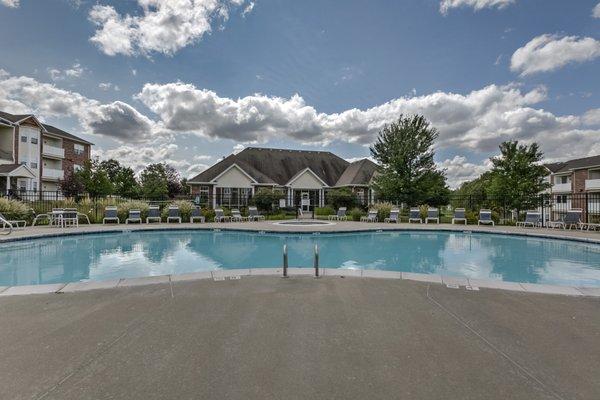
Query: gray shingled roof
43 123 94 145
189 147 372 187
544 155 600 174
0 110 93 145
0 164 23 174
335 159 378 186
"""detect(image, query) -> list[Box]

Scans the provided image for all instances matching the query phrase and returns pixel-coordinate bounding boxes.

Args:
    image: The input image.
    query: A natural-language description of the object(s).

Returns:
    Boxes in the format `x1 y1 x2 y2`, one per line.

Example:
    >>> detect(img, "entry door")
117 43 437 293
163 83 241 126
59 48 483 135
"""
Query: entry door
301 191 311 211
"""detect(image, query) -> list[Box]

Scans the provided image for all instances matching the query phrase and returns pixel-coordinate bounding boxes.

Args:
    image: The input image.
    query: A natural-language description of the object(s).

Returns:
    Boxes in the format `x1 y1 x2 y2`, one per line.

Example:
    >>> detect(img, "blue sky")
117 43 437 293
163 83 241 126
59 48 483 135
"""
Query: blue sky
0 0 599 187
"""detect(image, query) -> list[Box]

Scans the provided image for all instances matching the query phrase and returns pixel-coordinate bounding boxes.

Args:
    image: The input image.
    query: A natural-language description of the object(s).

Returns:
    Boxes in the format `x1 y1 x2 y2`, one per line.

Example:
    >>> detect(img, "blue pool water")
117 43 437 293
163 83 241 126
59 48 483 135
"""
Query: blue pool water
1 230 600 287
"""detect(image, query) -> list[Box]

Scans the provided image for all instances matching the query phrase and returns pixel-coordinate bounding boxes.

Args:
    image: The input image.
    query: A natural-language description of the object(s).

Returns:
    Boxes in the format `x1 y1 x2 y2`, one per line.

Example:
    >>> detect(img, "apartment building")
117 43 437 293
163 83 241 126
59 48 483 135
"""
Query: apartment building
0 111 93 196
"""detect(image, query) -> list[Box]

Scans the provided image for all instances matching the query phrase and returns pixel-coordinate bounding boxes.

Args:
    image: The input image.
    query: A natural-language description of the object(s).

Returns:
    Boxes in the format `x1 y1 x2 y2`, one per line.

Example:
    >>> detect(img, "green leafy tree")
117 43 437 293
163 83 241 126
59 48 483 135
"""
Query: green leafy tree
487 141 551 212
370 114 449 206
140 164 169 199
77 159 113 198
251 188 285 212
114 167 141 198
326 188 358 209
59 171 85 198
99 159 122 182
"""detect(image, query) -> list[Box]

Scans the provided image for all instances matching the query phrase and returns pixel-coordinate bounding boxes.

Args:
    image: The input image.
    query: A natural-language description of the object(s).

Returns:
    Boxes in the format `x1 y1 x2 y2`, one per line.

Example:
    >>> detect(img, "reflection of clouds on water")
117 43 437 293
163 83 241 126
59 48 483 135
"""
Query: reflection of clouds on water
2 230 600 287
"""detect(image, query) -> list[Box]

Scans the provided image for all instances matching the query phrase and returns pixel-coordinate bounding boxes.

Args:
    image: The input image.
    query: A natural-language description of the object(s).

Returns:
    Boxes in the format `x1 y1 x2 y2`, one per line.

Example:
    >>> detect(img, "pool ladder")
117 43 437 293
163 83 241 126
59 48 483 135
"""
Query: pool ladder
0 215 12 235
282 244 319 278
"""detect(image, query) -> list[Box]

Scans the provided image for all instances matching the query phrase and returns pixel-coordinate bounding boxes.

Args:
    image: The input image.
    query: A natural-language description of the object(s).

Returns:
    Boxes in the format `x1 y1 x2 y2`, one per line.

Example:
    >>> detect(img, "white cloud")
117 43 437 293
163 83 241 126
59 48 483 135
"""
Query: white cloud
98 82 120 91
437 156 492 188
0 0 19 8
583 109 600 126
0 71 157 142
88 0 253 56
593 2 600 18
241 1 254 17
511 34 600 76
440 0 515 15
48 63 85 81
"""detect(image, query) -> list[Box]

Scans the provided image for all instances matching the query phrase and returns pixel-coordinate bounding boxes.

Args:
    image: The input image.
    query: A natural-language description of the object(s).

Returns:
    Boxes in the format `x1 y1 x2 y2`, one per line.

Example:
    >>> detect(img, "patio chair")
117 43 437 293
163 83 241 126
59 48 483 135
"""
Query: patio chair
0 212 27 229
214 208 231 223
452 208 467 225
102 206 119 224
231 209 246 222
384 209 399 223
516 211 541 228
146 205 161 224
248 206 265 221
478 209 494 226
408 208 422 223
361 210 378 222
190 207 205 223
328 207 348 221
61 208 79 228
425 207 439 224
32 208 60 227
167 205 182 223
549 209 583 230
126 210 142 224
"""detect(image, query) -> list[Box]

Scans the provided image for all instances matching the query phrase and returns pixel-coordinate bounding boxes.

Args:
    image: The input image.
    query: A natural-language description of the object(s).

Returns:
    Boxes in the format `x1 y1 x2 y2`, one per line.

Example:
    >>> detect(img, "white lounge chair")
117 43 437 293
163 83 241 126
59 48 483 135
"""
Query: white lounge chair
214 208 231 223
452 208 467 225
361 210 378 222
328 207 348 221
478 209 494 226
516 211 541 228
384 209 399 223
408 208 422 223
425 207 439 224
548 209 582 230
167 206 182 223
190 207 205 223
248 206 265 221
146 205 161 223
126 210 142 224
231 209 246 222
0 212 27 229
103 206 119 224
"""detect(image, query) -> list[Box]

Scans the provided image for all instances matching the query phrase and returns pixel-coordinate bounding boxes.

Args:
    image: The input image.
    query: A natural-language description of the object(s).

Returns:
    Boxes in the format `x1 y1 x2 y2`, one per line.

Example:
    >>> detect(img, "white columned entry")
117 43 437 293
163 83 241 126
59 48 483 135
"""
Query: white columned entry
319 189 324 207
287 188 292 207
212 187 217 209
5 176 9 194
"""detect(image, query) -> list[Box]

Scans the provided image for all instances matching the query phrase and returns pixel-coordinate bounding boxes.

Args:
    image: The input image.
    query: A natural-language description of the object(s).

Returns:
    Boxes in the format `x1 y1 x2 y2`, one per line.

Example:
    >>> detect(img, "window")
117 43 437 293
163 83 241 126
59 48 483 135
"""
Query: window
32 181 38 193
74 143 85 156
556 195 568 204
554 175 569 184
21 135 27 143
74 164 83 172
590 170 600 180
30 162 38 169
31 137 38 144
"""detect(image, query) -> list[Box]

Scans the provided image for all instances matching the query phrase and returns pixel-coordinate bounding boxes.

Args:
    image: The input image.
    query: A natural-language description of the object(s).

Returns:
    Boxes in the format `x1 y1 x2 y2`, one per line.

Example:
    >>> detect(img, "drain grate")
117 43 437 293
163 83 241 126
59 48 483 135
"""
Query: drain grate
229 276 241 280
213 276 226 282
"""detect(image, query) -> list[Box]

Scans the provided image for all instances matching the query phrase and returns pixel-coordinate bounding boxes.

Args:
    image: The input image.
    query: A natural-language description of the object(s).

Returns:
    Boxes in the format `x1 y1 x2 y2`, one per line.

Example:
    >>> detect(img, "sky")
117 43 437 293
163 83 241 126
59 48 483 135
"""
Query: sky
0 0 599 188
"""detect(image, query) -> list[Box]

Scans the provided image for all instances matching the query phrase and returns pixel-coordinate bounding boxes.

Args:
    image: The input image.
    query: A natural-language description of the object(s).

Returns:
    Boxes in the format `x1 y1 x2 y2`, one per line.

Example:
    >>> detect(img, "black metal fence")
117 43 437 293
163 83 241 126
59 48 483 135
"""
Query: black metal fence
3 190 600 225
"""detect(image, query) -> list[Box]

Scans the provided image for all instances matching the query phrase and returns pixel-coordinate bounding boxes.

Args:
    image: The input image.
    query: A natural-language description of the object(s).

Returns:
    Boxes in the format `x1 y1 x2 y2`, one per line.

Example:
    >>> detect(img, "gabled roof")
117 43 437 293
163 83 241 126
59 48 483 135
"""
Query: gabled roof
0 110 93 145
0 163 36 178
42 123 94 145
286 167 329 187
335 158 378 186
544 154 600 174
189 147 351 186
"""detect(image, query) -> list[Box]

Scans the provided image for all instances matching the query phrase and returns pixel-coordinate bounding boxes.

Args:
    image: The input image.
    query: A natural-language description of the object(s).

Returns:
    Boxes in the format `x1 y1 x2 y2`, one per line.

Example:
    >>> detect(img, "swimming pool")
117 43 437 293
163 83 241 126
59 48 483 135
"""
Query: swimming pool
1 230 600 287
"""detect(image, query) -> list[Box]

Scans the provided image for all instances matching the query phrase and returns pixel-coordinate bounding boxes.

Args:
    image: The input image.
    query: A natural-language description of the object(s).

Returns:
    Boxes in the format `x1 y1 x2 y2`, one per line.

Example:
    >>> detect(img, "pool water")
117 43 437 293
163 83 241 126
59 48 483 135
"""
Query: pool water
1 230 600 287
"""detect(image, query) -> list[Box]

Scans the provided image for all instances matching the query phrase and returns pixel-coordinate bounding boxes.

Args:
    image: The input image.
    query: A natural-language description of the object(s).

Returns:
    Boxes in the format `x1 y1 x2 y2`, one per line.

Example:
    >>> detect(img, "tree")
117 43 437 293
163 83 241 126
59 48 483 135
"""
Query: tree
326 188 358 209
487 141 551 212
251 188 284 212
114 167 141 198
99 159 122 182
140 163 169 199
370 114 449 206
77 159 113 198
164 164 183 197
59 171 84 198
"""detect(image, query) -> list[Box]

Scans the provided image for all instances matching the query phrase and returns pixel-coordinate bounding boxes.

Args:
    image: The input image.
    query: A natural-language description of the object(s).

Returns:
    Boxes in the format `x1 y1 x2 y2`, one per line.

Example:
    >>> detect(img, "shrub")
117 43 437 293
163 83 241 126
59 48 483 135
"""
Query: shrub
372 202 394 222
117 200 150 222
315 206 335 216
251 188 285 212
326 188 357 210
0 198 31 221
349 207 364 221
161 200 195 222
202 207 215 222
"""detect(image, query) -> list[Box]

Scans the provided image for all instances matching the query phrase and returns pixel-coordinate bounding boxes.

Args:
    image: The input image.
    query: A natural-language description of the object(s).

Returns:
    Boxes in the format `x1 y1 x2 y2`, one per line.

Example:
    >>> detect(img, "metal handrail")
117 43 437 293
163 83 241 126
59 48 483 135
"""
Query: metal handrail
0 215 13 235
282 244 288 278
314 244 319 277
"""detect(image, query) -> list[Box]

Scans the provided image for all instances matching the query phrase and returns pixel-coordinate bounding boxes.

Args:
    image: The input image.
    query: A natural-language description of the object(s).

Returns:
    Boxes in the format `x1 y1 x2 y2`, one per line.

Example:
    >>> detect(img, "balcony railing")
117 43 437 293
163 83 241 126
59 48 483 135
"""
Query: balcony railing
552 182 571 193
585 179 600 191
42 145 64 159
42 168 64 180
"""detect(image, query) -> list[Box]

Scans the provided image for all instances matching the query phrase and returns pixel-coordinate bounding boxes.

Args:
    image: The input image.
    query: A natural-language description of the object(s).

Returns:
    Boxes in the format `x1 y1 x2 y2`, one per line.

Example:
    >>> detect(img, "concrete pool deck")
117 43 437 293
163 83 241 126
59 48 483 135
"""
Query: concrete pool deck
0 276 599 399
1 221 600 297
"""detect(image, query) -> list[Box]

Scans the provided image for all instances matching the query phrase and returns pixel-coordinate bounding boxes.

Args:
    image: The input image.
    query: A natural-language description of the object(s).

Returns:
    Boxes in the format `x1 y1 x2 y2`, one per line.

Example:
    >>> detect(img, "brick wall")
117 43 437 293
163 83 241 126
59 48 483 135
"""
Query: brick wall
62 139 91 175
572 169 588 194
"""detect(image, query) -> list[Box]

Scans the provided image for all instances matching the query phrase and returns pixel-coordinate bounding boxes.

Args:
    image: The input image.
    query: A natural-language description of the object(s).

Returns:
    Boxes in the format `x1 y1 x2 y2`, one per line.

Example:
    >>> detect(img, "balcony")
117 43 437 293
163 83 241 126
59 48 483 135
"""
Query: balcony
42 145 64 159
552 182 571 193
42 168 64 180
585 179 600 191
